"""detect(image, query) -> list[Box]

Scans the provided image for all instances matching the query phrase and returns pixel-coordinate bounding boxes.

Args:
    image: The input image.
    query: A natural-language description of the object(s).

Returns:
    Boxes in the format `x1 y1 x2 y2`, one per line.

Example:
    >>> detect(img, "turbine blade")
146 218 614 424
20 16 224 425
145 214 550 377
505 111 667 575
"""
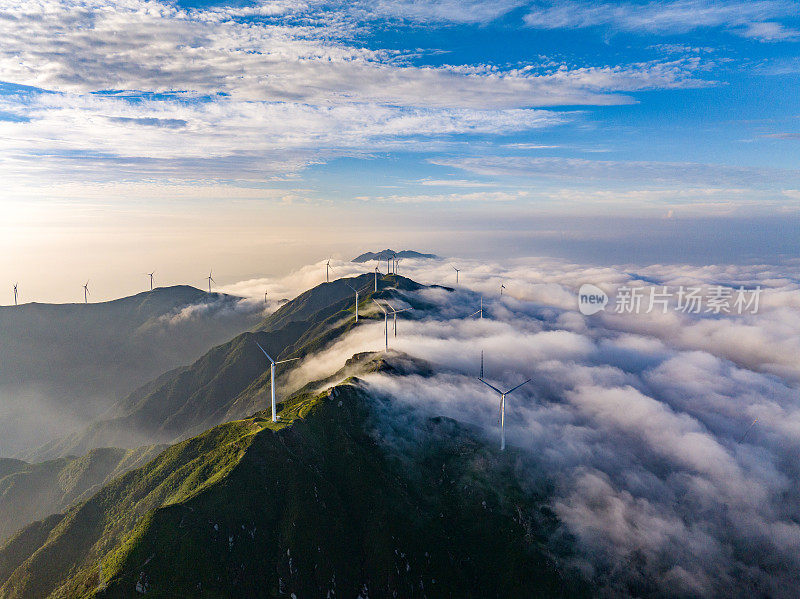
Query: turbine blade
275 357 301 364
505 378 532 395
372 298 387 313
478 378 504 395
254 341 275 363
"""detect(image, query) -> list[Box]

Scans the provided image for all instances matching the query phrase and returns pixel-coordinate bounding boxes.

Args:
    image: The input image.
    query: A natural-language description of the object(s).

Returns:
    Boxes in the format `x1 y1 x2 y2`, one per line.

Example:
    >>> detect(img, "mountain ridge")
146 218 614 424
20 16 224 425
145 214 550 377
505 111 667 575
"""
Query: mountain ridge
0 353 589 598
352 249 439 263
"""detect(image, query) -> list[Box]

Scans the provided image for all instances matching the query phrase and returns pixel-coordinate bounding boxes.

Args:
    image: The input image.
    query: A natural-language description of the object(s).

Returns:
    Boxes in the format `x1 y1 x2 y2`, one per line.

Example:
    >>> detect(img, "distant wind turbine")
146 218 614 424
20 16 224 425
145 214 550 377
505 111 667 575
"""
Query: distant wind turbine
326 258 335 283
452 265 460 285
374 265 380 292
207 270 215 293
255 341 300 423
13 283 18 306
478 373 532 450
147 272 154 291
469 297 483 319
387 255 392 275
83 281 90 304
346 282 361 323
264 290 269 304
500 283 506 296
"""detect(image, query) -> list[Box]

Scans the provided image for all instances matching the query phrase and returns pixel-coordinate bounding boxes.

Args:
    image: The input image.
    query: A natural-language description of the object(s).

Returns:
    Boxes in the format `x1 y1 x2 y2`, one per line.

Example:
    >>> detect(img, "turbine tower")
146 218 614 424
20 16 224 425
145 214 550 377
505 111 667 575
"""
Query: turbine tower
478 373 532 450
346 282 360 323
207 270 215 293
500 283 506 296
264 290 269 304
83 281 90 304
147 272 154 291
374 265 380 292
255 341 300 423
13 283 18 306
452 265 460 285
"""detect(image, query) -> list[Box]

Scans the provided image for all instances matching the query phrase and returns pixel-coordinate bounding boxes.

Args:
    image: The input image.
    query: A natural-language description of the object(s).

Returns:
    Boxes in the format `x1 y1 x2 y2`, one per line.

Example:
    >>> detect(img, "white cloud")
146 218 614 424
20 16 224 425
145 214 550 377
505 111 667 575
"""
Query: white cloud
523 0 799 42
265 253 800 595
0 0 723 186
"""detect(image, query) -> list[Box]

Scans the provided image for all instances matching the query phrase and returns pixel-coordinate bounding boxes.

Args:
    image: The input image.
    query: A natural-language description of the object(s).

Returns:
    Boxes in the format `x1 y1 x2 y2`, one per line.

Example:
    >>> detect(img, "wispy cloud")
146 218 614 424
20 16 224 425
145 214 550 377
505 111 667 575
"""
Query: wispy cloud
523 0 800 42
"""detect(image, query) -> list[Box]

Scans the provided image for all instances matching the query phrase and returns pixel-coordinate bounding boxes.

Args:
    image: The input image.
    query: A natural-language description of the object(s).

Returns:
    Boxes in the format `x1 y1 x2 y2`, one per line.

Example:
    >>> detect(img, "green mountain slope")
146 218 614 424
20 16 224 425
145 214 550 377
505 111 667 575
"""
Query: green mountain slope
0 447 165 545
30 274 422 461
0 286 261 456
0 354 589 599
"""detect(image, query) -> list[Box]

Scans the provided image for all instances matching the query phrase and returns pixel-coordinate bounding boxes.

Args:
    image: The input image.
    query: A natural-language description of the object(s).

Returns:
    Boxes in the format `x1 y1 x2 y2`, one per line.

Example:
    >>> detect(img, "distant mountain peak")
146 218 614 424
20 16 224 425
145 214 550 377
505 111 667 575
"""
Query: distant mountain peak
352 249 438 263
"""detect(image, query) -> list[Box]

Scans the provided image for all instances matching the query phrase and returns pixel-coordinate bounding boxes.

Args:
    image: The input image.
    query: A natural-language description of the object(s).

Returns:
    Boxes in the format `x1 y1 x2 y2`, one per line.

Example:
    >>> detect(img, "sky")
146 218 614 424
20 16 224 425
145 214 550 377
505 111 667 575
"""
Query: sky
1 0 799 302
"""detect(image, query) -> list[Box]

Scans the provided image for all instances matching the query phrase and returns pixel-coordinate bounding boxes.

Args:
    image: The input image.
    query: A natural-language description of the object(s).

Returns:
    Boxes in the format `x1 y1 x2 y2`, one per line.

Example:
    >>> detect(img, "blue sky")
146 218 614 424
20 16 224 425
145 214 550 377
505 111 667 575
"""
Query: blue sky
0 1 799 300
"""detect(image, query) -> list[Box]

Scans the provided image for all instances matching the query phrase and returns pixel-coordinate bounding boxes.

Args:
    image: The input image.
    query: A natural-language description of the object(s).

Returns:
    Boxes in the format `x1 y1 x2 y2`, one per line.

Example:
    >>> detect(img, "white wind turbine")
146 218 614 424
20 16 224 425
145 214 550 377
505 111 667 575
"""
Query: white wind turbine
373 298 413 350
500 283 506 296
326 258 335 283
147 272 154 291
264 290 269 304
346 282 361 323
384 299 412 338
255 341 300 423
207 270 215 293
13 283 18 306
452 265 460 285
83 281 90 304
374 264 380 292
373 299 389 351
478 369 532 451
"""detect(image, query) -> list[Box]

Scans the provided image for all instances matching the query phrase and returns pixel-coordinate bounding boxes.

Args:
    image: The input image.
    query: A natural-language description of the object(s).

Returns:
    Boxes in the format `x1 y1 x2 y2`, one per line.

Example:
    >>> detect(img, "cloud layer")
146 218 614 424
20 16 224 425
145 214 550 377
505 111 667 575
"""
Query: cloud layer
263 254 800 596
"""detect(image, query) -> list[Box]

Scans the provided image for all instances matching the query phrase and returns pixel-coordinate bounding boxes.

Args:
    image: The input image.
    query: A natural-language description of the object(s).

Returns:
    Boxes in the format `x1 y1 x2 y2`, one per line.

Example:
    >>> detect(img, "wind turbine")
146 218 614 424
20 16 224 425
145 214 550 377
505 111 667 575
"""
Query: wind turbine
346 282 360 323
478 373 532 450
384 299 412 337
452 265 460 285
83 281 90 304
264 290 269 304
207 270 215 293
373 299 389 350
254 341 300 423
500 283 506 296
13 283 18 306
326 258 335 283
387 255 392 275
147 272 154 291
469 297 483 319
374 265 380 292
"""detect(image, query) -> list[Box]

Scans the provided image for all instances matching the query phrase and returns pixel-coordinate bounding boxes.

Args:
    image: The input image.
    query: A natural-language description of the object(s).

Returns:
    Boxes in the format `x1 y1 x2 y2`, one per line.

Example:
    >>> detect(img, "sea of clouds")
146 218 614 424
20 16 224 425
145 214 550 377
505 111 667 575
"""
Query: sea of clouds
222 255 800 597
